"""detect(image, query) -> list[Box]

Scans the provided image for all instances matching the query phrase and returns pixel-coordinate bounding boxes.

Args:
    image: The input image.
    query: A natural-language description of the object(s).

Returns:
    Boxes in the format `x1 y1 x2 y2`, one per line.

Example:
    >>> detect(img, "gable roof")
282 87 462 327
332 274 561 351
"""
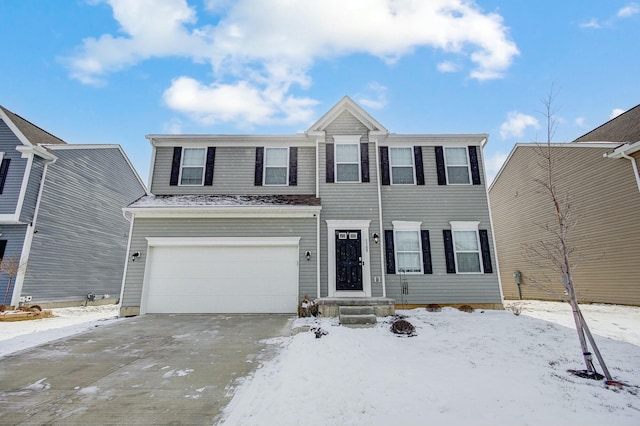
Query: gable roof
573 104 640 143
307 96 388 135
0 105 67 146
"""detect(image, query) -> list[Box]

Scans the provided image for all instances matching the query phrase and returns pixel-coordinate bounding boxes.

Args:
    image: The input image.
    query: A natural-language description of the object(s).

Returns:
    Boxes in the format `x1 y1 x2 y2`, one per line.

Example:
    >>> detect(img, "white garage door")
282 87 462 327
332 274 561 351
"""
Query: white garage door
142 238 299 314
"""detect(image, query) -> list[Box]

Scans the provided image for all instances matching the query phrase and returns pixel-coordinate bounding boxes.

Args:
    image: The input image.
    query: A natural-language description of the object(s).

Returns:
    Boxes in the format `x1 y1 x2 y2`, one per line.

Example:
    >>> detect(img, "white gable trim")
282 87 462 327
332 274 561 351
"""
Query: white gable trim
307 96 388 134
0 109 32 146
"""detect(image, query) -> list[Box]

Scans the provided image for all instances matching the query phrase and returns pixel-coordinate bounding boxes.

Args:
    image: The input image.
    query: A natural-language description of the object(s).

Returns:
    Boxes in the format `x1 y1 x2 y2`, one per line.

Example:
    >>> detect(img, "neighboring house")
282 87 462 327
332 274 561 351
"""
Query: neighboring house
120 96 502 316
0 106 148 307
489 104 640 306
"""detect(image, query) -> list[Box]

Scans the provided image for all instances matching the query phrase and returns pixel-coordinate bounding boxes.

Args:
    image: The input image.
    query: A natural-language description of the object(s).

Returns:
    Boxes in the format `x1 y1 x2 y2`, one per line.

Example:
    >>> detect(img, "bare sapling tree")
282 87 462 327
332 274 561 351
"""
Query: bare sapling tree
525 85 612 380
1 254 27 306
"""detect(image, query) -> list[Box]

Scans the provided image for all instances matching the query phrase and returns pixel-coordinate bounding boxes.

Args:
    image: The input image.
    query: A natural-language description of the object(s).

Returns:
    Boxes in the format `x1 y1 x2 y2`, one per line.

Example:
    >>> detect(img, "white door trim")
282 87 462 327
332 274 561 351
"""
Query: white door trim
326 220 371 297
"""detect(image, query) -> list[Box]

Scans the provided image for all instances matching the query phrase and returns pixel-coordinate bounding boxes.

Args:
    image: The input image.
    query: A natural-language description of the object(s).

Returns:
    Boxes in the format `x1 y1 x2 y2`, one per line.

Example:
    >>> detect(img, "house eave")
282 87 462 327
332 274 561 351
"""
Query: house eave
147 134 309 147
124 205 322 219
603 141 640 159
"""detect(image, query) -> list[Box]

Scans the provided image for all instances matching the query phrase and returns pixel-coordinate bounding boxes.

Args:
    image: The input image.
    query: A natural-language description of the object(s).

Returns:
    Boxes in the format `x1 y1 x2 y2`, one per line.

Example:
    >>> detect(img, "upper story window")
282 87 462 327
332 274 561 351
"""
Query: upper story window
180 148 206 185
335 143 361 183
444 147 471 184
264 147 289 185
0 152 10 194
390 147 415 185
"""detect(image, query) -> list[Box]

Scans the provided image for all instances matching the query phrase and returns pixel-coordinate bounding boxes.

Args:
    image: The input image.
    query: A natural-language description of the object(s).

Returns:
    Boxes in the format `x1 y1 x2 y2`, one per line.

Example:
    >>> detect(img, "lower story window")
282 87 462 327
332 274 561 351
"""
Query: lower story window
453 230 481 273
393 221 423 273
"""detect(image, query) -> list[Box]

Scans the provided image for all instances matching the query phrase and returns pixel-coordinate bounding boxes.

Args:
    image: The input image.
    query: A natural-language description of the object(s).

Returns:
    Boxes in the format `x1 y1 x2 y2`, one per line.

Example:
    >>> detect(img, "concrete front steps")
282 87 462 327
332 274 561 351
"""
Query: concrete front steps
315 297 395 327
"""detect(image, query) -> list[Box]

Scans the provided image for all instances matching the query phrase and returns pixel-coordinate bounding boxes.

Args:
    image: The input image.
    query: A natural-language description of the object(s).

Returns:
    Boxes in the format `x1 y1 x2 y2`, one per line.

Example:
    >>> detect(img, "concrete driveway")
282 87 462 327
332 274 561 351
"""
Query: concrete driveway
0 314 293 425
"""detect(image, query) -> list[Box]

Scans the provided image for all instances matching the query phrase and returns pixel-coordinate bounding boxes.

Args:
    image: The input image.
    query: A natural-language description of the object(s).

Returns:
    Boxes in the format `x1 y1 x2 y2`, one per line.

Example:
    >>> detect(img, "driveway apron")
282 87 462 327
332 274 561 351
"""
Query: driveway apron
0 314 293 425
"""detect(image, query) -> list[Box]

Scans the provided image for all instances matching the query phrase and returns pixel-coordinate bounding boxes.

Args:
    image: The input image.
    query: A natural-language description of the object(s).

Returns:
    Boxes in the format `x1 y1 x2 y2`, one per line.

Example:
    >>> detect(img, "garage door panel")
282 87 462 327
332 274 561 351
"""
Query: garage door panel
143 243 299 314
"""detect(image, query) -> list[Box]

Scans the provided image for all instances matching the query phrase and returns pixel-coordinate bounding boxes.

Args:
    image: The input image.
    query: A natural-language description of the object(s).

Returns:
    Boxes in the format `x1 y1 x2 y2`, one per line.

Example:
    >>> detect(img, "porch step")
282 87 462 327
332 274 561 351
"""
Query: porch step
339 306 375 316
339 313 377 325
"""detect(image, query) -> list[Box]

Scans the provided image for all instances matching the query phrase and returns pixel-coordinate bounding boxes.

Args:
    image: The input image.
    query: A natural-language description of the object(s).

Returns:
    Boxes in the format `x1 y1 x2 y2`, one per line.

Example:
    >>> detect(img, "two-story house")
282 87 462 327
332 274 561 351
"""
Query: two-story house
119 97 502 316
0 105 147 308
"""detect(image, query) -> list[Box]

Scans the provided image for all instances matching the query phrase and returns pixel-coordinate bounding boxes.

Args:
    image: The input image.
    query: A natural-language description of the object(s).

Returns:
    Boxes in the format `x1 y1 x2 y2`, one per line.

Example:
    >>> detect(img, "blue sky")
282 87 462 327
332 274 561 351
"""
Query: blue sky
1 0 639 184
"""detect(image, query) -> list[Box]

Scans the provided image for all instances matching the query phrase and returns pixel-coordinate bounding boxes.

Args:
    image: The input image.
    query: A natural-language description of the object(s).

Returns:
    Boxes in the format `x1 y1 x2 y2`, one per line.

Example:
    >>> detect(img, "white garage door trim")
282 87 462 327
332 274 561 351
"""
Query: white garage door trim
141 237 300 314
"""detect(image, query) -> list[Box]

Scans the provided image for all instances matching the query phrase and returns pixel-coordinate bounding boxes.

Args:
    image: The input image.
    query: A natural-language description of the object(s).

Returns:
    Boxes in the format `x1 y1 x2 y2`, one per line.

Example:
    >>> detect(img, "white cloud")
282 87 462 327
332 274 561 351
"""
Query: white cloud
610 108 626 119
500 111 540 140
484 150 508 185
65 0 519 126
617 3 640 18
579 18 601 29
574 117 585 127
357 83 388 110
437 61 461 73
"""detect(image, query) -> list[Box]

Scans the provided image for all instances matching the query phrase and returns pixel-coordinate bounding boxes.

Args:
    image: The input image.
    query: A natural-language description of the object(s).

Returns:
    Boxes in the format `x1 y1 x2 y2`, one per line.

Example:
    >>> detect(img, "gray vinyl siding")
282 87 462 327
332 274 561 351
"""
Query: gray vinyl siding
121 217 317 308
20 148 147 303
0 224 28 303
0 119 28 215
18 156 46 223
151 145 316 195
382 145 501 304
319 111 384 297
489 145 640 306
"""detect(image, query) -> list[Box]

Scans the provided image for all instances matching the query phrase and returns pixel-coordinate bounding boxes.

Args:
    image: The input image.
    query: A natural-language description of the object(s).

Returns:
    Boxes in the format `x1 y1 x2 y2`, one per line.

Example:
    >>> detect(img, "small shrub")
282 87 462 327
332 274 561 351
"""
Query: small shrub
390 319 416 336
508 303 523 316
458 305 474 313
425 304 442 312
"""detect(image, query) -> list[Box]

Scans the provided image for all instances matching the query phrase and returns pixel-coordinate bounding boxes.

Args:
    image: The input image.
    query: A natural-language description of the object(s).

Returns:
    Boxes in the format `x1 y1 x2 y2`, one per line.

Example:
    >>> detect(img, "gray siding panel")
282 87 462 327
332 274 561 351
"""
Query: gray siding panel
122 217 317 307
151 146 316 195
490 145 640 306
21 148 147 303
381 145 501 304
0 119 28 215
0 225 28 302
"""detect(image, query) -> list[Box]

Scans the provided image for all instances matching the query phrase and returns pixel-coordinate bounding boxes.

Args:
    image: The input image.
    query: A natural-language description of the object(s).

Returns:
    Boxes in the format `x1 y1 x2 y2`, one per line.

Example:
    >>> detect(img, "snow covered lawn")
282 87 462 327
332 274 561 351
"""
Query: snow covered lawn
1 301 638 425
220 301 640 426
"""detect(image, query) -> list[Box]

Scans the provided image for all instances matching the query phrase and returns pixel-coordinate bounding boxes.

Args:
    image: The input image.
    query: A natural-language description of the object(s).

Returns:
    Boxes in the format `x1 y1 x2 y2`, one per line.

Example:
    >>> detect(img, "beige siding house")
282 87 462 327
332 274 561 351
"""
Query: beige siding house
489 105 640 305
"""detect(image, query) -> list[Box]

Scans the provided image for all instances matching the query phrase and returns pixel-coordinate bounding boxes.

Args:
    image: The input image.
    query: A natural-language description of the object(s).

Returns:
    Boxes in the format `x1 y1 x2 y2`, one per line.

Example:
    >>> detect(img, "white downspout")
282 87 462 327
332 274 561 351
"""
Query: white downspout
373 136 387 298
118 211 136 315
316 212 321 299
11 156 56 306
620 151 640 192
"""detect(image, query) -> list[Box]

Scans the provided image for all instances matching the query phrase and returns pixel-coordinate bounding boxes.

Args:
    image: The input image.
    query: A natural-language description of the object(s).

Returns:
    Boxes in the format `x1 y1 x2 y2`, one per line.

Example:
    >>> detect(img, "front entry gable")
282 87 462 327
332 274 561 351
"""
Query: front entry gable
307 96 389 137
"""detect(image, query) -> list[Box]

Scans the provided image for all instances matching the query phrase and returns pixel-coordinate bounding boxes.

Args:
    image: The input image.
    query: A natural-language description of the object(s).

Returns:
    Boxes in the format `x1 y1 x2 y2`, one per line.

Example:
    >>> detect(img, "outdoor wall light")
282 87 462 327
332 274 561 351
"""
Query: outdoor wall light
305 251 311 261
131 251 141 262
372 233 380 244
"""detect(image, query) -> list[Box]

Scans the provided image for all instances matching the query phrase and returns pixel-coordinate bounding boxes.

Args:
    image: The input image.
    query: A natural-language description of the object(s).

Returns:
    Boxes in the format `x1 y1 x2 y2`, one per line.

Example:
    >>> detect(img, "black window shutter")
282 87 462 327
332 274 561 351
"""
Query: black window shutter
384 230 395 274
479 229 493 273
326 143 335 183
288 147 298 186
204 147 215 186
414 146 425 186
380 146 390 186
254 147 264 186
420 230 432 274
0 240 7 260
443 230 456 273
469 146 481 185
169 148 181 186
360 142 369 183
435 146 446 185
0 158 11 194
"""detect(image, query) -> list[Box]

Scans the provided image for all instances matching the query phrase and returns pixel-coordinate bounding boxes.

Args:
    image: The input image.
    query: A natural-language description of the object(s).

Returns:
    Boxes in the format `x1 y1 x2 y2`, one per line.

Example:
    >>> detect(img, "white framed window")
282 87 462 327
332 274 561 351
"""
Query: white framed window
335 143 361 183
264 147 289 185
390 147 415 184
450 221 482 273
393 221 422 274
180 147 206 185
445 147 471 184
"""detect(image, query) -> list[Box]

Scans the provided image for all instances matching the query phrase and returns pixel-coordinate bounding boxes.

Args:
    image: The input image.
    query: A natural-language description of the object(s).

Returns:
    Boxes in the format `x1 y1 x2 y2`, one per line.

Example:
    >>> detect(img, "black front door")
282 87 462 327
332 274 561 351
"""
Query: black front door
335 230 363 291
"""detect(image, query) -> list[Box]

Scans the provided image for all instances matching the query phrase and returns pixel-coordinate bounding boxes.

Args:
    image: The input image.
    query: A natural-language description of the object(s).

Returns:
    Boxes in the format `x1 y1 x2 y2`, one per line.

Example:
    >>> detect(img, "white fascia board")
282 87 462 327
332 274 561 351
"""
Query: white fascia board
0 109 32 146
0 214 22 224
384 134 489 146
15 145 57 161
125 205 321 219
146 236 301 247
147 134 310 148
604 141 640 159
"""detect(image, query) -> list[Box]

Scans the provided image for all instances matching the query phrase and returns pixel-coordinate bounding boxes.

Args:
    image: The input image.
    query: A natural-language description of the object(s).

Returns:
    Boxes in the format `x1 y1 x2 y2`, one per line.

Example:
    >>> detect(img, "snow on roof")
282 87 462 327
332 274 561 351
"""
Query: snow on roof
128 194 321 208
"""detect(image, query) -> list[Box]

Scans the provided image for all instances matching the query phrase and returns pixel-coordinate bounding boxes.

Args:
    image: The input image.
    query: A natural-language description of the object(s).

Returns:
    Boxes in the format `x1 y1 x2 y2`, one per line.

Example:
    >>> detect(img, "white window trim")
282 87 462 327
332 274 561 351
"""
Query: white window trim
392 221 422 274
263 146 290 186
333 135 362 183
326 219 371 297
178 147 206 186
390 147 415 185
449 221 482 274
444 146 472 185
